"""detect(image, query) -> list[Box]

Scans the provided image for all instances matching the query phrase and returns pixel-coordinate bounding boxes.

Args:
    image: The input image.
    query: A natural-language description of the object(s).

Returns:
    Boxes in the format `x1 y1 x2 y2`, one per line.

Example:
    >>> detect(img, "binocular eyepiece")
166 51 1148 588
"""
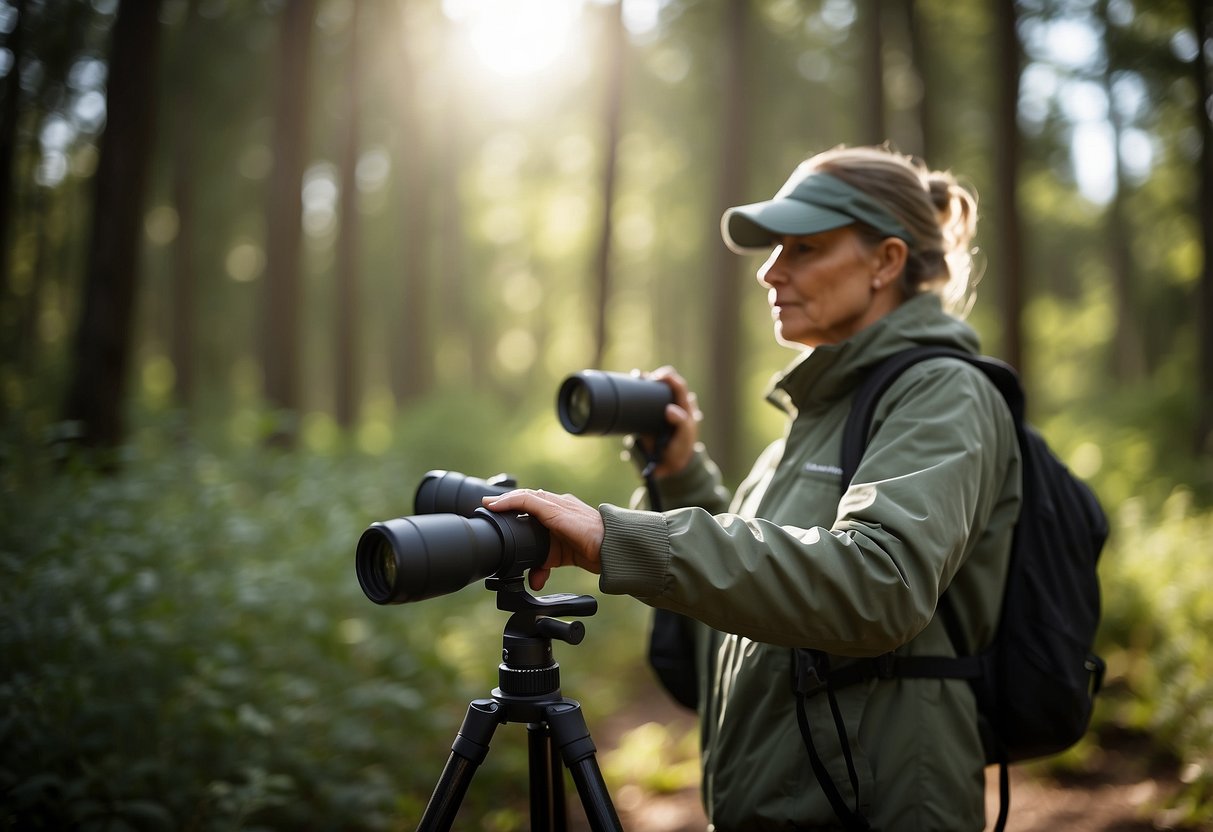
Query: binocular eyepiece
557 370 673 437
355 470 548 605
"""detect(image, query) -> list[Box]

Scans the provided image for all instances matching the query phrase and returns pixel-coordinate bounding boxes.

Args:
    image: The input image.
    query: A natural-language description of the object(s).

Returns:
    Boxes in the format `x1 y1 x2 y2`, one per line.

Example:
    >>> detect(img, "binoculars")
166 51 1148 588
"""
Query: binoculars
356 371 673 605
355 471 547 604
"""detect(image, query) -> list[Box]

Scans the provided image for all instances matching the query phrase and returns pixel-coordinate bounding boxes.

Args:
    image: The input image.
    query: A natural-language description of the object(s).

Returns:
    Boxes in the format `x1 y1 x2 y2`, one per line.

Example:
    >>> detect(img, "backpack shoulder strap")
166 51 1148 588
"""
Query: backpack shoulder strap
840 346 1024 490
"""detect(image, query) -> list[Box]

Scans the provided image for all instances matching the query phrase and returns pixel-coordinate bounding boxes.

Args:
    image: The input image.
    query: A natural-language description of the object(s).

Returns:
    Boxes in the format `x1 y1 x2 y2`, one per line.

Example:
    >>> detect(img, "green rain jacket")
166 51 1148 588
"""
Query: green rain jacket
597 294 1022 831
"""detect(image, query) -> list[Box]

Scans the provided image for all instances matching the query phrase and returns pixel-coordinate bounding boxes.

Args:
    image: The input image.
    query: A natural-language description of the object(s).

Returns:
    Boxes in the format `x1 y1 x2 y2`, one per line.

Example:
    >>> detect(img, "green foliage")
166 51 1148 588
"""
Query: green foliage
600 721 699 796
1095 489 1213 823
0 424 649 830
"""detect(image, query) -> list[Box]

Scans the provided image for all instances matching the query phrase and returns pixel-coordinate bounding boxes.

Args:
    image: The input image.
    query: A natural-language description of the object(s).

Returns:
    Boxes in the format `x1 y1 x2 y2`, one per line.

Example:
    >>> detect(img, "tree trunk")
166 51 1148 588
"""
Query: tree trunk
590 0 625 370
904 0 933 160
435 30 473 387
1192 0 1213 452
992 0 1024 377
261 0 316 442
60 0 163 450
860 0 885 144
391 0 433 405
334 1 362 429
169 0 201 413
1100 0 1145 384
0 0 28 306
704 0 749 481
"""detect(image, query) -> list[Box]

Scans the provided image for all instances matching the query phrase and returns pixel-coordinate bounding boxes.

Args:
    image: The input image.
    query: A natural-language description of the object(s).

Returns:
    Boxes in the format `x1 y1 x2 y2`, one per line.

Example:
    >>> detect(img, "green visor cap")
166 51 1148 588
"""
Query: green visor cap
721 168 914 254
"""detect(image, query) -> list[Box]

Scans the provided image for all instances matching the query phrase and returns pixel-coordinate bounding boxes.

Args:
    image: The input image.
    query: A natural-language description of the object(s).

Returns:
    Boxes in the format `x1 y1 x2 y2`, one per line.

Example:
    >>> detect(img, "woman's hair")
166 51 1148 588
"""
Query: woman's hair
808 145 980 314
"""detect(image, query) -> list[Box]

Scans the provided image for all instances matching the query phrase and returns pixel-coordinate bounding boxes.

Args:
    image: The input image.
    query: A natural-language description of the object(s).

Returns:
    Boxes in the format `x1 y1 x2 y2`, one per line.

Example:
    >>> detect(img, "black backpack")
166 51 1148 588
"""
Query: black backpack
793 346 1109 831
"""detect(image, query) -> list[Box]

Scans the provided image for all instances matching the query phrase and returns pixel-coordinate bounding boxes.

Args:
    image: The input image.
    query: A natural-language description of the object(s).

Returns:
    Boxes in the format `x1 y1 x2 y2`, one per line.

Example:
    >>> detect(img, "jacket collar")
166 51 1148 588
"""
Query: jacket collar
765 293 982 415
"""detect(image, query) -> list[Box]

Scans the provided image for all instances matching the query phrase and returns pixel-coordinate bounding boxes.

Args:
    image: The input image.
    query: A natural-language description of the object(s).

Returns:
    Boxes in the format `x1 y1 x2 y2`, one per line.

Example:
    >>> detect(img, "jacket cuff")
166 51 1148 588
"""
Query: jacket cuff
597 504 670 599
654 446 726 509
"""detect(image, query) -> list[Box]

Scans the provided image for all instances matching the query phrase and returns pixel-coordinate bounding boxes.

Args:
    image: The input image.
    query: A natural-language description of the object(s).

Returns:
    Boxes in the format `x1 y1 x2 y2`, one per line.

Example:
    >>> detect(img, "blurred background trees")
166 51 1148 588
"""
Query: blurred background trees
0 0 1208 482
2 0 1212 828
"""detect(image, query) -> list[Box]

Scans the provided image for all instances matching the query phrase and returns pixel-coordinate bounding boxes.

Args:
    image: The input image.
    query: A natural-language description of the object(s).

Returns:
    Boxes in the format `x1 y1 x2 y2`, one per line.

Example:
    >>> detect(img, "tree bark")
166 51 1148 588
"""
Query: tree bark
1100 0 1145 384
704 0 749 481
905 0 932 160
860 0 886 144
170 0 201 412
261 0 316 442
61 0 163 450
0 0 28 306
432 12 474 387
590 0 625 370
334 1 362 429
992 0 1025 376
391 0 433 405
1192 0 1213 452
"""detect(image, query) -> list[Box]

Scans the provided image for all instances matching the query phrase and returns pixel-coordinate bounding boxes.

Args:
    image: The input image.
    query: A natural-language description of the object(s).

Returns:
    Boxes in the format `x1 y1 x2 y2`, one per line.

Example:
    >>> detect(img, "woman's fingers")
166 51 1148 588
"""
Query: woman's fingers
482 489 604 577
635 367 701 477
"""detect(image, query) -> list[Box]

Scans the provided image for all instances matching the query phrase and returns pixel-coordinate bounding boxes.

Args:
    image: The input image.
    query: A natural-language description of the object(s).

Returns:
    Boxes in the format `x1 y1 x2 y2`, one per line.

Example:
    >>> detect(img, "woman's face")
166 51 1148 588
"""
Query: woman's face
756 226 903 349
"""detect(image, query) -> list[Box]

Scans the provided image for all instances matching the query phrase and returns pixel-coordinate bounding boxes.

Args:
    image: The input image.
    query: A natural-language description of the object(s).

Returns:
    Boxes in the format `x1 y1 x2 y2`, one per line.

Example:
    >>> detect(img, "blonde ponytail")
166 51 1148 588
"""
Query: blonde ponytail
809 145 981 315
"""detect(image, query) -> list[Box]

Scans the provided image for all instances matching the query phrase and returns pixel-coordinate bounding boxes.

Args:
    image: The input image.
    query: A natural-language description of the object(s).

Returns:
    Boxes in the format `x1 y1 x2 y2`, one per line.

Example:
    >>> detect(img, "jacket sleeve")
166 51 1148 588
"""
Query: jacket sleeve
626 442 734 514
596 361 1018 656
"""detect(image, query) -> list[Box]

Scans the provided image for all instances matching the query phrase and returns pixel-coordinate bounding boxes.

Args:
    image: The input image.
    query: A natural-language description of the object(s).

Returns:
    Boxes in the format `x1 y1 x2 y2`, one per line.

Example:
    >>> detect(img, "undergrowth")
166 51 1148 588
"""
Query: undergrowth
0 425 647 831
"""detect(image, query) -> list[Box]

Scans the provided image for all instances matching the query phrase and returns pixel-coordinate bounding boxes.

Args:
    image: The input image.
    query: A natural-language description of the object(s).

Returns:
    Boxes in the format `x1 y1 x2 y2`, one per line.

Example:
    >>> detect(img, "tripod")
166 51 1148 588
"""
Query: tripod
416 578 623 832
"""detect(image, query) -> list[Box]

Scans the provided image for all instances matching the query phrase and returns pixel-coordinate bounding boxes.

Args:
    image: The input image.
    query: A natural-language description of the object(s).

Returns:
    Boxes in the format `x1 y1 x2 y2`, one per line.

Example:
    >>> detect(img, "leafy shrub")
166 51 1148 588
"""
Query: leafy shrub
0 430 646 831
1095 488 1213 824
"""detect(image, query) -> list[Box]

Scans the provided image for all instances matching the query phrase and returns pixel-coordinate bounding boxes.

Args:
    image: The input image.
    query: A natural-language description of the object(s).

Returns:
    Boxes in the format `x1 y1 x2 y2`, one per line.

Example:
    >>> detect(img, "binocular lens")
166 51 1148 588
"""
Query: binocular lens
565 383 593 433
359 533 397 600
557 370 672 437
355 509 549 605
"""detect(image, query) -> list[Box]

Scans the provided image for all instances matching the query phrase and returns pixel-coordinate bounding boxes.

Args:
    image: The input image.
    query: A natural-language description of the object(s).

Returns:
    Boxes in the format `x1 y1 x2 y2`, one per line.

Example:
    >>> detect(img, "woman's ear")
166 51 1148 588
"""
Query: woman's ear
872 237 909 285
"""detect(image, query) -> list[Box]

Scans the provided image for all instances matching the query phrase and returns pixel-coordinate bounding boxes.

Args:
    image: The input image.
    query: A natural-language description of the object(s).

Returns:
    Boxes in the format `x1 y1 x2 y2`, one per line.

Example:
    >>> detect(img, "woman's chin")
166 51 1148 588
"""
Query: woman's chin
773 325 810 351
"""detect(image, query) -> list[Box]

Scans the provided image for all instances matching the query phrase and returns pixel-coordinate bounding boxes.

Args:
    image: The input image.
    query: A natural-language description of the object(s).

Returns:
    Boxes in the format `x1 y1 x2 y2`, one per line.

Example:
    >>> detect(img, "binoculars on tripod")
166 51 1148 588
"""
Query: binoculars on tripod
356 371 674 606
354 371 673 832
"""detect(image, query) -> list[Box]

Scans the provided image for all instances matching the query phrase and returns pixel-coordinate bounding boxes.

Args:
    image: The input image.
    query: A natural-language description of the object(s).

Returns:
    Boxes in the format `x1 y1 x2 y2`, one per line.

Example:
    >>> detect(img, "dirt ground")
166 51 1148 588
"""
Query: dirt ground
573 678 1209 832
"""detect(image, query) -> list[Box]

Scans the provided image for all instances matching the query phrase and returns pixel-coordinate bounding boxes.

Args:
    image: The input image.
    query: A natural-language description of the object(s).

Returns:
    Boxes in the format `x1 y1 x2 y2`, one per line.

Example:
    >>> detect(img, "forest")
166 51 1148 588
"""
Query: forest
1 0 1211 828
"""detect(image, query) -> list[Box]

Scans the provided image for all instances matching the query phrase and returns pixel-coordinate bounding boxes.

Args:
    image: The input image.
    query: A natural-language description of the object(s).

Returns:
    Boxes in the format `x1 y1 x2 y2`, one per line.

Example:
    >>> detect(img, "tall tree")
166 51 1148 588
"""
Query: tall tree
904 0 932 160
261 0 316 441
334 1 362 429
1100 0 1145 384
0 0 28 306
60 0 163 449
169 0 201 412
391 0 433 405
704 0 750 480
860 0 886 144
992 0 1025 375
1192 0 1213 452
590 0 625 370
433 14 476 388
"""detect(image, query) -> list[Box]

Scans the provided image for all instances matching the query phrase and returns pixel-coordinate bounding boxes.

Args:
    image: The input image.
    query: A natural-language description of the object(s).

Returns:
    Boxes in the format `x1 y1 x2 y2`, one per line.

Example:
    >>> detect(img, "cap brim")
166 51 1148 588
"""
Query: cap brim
721 199 855 254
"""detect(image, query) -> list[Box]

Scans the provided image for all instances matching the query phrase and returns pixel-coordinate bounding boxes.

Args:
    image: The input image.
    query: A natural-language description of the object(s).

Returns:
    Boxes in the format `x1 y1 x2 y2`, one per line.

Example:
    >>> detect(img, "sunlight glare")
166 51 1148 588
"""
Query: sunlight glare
445 0 578 78
1072 122 1115 204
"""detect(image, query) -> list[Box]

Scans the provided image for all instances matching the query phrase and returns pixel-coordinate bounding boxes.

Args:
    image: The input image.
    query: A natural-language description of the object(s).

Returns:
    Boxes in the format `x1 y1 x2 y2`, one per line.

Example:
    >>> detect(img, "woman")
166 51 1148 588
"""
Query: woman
485 146 1022 830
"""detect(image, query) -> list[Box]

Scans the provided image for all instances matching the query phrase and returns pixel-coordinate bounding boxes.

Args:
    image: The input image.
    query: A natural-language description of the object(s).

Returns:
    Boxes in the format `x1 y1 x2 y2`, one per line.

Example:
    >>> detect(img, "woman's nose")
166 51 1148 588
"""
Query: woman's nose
756 246 785 287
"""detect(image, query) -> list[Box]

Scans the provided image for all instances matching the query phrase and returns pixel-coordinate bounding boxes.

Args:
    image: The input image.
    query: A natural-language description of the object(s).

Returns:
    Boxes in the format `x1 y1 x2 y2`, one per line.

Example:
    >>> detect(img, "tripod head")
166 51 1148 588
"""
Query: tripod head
486 577 598 703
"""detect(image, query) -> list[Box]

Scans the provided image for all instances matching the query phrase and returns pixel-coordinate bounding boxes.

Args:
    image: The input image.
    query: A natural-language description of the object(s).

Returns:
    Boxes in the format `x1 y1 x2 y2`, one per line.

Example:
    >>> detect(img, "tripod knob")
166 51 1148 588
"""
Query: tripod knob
537 617 585 645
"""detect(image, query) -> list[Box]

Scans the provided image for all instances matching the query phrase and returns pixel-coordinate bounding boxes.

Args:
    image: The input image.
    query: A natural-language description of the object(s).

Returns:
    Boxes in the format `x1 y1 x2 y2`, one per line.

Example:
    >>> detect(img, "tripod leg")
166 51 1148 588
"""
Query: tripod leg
417 699 502 832
549 726 567 828
527 722 567 832
545 702 622 832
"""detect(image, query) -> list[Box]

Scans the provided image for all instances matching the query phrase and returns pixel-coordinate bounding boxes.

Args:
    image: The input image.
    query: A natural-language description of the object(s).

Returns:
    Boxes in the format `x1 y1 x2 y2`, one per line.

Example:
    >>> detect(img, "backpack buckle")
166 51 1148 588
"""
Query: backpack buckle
792 649 831 696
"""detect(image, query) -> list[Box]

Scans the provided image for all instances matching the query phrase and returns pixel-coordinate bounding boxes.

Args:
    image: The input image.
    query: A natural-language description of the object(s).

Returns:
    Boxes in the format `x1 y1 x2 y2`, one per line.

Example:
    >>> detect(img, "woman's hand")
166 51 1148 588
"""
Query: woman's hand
639 366 703 478
482 489 604 591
